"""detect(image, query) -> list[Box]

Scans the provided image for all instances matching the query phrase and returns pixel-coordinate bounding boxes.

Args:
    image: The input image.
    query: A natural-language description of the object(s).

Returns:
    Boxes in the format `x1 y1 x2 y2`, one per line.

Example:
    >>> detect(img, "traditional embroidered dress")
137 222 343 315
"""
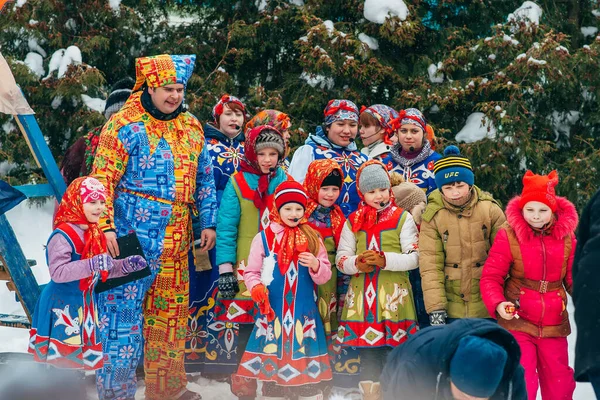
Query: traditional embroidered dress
237 221 333 386
186 121 245 372
336 161 420 349
92 54 218 400
303 159 346 346
388 136 441 196
212 126 291 396
28 177 118 370
290 130 365 386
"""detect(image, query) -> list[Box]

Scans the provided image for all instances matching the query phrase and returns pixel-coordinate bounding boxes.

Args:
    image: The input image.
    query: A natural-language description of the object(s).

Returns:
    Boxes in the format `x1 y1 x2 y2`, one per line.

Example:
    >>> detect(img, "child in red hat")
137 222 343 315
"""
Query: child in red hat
237 180 333 400
481 170 578 400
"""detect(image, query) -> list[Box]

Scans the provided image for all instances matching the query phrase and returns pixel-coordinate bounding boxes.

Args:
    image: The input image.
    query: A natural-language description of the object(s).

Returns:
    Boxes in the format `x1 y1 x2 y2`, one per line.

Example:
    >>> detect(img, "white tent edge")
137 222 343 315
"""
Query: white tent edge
0 52 35 115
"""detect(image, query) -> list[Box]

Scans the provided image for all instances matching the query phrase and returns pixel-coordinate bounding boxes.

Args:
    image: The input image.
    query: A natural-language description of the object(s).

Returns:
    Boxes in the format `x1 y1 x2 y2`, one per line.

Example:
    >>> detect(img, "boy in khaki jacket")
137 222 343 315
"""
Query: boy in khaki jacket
419 145 505 324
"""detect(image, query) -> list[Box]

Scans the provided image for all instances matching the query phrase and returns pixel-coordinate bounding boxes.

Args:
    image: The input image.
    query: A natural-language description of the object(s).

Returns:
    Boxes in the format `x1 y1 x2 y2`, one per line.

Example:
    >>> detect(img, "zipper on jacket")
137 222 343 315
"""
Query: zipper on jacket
443 230 448 243
539 235 547 337
482 224 488 240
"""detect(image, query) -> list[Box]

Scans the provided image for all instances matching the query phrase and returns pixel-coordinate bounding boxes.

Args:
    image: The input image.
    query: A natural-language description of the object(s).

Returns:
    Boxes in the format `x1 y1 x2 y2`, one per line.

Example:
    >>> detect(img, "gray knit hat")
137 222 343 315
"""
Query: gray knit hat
358 163 390 194
392 180 427 211
254 130 285 158
104 77 134 120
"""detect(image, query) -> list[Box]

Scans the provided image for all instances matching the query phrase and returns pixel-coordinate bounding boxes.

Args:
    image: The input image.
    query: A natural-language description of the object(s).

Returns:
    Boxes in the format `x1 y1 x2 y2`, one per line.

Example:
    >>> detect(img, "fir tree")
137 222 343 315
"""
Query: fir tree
0 0 598 208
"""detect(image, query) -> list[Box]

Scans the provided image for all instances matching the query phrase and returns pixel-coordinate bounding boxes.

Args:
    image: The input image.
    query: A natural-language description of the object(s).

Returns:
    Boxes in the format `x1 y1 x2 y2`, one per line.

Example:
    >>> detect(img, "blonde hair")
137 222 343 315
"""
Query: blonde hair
299 224 322 257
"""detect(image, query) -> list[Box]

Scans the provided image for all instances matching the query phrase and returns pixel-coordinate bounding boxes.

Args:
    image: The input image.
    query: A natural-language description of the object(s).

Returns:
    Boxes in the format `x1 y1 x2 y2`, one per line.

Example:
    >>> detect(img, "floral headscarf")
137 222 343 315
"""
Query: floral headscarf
324 99 359 126
303 159 345 245
360 104 399 144
349 160 394 233
212 94 246 123
245 109 291 133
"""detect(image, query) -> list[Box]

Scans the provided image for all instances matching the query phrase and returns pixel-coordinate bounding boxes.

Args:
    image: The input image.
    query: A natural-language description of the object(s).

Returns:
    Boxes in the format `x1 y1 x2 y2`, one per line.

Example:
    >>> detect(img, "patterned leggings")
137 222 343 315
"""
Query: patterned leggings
95 252 191 400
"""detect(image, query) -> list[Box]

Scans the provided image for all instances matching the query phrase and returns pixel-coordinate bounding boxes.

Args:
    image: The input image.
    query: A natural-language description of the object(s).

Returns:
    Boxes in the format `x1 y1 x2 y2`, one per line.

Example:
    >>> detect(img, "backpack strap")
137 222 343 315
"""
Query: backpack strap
55 223 85 256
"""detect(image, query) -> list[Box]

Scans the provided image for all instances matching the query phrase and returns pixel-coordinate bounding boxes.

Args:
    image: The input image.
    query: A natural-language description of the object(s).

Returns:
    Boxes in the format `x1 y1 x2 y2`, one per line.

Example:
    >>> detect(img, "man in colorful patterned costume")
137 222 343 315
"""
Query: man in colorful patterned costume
92 54 217 400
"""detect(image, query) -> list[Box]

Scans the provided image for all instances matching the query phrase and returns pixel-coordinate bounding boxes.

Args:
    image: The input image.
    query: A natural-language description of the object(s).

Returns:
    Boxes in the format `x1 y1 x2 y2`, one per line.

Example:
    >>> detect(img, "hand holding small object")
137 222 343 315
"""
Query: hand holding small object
496 301 518 320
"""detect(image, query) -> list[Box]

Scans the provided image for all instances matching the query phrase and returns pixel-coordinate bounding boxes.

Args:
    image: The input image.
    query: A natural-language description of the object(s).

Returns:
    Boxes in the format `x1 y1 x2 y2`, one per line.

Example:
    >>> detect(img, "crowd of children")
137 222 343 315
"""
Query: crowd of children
27 53 581 400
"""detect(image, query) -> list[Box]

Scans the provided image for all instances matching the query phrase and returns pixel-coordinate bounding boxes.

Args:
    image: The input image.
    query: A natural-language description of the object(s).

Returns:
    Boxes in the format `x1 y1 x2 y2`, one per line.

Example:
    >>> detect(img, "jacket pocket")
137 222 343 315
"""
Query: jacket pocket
516 288 543 324
542 291 566 325
444 266 462 299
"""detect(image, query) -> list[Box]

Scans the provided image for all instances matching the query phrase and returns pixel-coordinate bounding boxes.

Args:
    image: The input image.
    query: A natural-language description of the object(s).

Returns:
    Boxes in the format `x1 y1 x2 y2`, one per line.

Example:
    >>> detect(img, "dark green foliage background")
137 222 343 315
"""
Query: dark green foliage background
1 0 599 208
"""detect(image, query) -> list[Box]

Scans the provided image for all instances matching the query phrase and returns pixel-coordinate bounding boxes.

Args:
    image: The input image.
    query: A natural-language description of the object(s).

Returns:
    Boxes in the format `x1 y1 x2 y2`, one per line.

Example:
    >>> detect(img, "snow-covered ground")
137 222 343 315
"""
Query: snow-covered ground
0 200 595 399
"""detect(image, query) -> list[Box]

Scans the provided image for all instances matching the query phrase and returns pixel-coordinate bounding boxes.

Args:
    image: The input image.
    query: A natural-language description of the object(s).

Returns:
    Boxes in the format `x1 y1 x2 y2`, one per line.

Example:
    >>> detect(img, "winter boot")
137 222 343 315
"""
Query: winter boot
359 381 381 400
359 381 373 397
370 383 381 400
178 390 202 400
297 391 324 400
230 373 257 399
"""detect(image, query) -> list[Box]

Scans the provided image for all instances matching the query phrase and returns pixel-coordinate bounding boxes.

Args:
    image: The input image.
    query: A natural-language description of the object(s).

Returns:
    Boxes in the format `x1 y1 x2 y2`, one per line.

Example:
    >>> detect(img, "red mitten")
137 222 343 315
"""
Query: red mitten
251 284 269 304
251 284 275 322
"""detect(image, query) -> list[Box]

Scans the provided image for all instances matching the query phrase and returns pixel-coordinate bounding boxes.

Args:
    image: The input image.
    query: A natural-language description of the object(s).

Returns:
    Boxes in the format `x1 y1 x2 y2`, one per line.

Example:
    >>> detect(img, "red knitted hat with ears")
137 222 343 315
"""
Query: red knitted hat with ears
519 170 559 212
274 180 308 210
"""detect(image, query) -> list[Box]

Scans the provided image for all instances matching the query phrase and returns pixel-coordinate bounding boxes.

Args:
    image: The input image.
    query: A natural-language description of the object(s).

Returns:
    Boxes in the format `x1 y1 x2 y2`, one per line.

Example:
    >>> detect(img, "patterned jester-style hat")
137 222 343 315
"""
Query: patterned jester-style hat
133 54 196 92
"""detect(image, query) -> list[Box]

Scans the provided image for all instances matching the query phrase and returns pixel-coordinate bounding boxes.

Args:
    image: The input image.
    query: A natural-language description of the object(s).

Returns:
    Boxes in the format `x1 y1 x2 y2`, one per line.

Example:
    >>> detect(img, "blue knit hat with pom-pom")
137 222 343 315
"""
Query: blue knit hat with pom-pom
433 145 474 188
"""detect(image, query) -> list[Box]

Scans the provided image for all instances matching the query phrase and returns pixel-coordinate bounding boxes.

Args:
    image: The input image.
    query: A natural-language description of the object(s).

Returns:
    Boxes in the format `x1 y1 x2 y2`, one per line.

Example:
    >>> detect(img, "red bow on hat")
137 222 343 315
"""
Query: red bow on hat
324 100 356 117
398 110 426 130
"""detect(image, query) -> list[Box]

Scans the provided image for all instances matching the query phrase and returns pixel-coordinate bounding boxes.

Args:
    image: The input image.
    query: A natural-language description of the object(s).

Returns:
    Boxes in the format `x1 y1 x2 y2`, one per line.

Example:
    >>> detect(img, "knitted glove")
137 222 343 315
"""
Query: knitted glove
89 253 114 274
251 284 275 322
429 310 447 325
218 272 239 299
362 250 386 268
121 255 147 274
356 251 375 273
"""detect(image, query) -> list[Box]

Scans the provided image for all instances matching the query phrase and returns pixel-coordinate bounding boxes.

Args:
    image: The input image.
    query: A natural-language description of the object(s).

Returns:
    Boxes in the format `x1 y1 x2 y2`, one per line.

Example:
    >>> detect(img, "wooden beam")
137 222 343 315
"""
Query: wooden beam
14 115 66 202
0 215 41 321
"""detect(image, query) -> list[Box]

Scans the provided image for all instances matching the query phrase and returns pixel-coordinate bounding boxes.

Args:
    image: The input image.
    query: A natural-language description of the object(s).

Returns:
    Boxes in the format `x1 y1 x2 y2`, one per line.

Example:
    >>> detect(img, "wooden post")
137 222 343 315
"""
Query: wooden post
14 114 66 202
0 215 41 321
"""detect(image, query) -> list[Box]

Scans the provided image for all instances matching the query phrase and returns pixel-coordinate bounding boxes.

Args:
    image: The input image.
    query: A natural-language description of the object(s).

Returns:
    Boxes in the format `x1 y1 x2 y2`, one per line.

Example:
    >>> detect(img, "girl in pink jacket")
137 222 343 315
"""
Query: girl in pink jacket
481 170 578 400
236 180 333 400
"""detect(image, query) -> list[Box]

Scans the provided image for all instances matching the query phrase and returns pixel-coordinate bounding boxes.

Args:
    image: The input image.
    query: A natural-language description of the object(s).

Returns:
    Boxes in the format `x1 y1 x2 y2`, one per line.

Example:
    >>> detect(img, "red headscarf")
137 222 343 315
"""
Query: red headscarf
239 125 285 210
269 181 310 275
350 160 395 233
54 176 108 289
303 159 346 245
